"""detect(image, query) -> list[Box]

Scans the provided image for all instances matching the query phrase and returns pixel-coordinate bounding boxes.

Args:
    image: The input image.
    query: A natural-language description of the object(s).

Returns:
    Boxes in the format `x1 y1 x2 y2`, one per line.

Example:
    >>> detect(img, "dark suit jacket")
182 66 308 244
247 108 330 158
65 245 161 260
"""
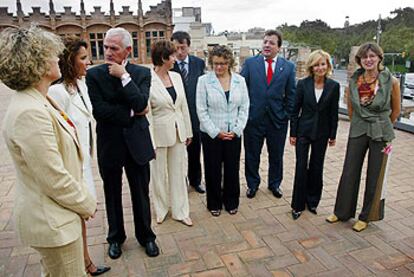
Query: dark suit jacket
290 76 340 140
86 63 155 167
240 55 296 127
172 55 205 132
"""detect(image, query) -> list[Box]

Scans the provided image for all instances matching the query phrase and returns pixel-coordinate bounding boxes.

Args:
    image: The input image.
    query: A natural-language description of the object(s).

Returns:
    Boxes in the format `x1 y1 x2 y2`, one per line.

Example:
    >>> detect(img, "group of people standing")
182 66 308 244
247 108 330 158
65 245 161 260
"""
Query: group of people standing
0 24 400 276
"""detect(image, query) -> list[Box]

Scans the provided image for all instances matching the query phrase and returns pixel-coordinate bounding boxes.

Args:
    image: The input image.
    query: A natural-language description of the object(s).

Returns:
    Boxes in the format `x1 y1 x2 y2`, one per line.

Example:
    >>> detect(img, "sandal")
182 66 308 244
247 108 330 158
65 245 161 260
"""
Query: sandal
210 210 221 217
228 209 238 215
86 261 111 276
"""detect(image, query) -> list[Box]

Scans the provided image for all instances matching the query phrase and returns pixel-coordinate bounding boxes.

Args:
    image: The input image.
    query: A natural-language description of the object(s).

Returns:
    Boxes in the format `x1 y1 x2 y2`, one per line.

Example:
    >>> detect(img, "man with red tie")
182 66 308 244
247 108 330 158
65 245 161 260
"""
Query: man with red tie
240 30 296 199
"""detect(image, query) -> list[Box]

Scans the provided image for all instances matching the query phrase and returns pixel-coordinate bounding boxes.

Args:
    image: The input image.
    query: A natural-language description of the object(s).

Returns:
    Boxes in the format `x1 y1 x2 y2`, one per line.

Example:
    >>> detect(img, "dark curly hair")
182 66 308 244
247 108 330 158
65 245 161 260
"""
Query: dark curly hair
151 40 176 66
58 36 88 86
208 45 235 72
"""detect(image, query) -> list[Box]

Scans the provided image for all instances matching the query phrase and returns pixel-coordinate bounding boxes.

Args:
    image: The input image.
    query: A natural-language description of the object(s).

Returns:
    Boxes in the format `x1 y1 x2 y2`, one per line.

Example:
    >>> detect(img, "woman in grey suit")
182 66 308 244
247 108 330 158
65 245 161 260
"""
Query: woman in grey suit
148 40 193 226
197 45 249 216
289 50 340 220
49 36 110 276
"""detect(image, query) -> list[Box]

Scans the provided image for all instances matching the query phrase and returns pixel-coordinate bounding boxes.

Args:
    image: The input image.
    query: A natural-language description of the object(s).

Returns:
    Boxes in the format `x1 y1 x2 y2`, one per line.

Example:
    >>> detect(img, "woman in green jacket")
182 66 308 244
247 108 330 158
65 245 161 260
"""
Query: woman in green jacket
326 42 401 232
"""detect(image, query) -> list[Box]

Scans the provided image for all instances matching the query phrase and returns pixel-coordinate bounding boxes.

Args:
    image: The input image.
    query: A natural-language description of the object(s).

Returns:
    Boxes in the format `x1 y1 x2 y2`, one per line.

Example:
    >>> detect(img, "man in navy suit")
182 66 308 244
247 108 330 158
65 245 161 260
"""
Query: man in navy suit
86 27 158 259
241 30 296 199
171 31 206 194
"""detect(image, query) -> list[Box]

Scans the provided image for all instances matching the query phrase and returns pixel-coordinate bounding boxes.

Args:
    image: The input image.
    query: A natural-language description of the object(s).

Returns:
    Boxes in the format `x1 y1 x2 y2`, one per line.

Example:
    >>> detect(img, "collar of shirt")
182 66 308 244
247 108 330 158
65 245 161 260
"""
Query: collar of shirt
263 56 277 73
178 56 189 70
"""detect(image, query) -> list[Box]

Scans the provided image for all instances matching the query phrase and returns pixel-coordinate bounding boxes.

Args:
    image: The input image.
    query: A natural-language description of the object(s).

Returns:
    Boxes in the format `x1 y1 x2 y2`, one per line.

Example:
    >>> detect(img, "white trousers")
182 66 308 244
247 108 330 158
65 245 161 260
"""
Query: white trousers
151 137 190 221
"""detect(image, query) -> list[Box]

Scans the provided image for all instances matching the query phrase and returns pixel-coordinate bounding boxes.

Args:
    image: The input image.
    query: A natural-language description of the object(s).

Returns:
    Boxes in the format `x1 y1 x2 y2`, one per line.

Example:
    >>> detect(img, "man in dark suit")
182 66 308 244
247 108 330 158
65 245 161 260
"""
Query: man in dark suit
171 31 206 194
241 30 296 199
86 27 159 259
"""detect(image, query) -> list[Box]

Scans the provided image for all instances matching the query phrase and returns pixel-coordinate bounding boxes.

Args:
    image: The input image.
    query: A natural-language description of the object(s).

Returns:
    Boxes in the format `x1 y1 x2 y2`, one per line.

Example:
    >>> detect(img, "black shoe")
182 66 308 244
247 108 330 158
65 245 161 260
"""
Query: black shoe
308 207 317 215
246 188 258 199
270 187 283 198
291 210 302 220
108 242 122 259
145 241 159 257
192 184 205 194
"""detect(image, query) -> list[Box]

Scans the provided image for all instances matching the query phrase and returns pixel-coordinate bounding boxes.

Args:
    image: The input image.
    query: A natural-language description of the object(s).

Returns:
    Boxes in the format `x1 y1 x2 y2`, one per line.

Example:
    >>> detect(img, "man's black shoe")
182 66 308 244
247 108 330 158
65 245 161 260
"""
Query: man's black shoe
108 242 122 259
270 187 283 198
145 241 159 257
192 184 205 194
246 188 257 199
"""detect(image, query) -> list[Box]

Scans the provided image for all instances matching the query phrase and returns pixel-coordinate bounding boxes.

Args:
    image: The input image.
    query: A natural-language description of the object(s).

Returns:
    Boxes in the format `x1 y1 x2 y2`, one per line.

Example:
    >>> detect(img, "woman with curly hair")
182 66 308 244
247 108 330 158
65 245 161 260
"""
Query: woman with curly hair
49 36 110 276
0 26 96 276
196 45 249 216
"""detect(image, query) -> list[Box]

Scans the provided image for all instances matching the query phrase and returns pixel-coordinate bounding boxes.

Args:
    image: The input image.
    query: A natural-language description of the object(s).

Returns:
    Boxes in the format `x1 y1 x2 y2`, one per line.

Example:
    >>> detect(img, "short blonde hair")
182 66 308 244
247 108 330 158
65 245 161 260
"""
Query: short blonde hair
0 26 64 91
306 49 333 77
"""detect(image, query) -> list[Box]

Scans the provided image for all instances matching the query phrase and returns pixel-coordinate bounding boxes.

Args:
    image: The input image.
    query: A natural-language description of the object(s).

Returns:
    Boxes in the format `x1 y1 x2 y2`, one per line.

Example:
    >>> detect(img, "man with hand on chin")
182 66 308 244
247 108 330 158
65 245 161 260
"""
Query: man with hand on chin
86 27 159 259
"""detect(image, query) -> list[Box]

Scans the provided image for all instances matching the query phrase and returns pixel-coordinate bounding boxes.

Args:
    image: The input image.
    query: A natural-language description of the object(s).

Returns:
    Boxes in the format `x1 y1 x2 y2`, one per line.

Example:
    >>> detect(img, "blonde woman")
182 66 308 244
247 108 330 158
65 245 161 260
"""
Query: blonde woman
0 27 96 276
289 50 340 220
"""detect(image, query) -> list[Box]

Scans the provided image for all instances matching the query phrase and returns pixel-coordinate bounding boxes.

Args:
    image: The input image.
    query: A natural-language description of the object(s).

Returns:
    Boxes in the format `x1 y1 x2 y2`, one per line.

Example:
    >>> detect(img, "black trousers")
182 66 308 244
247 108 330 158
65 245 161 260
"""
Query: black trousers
201 132 241 211
291 136 329 212
99 151 156 246
187 131 202 187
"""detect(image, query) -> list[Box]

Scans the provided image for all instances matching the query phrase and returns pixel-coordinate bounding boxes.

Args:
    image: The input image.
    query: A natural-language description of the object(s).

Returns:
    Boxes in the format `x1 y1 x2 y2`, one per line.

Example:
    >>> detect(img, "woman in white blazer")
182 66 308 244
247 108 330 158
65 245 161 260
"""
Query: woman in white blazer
49 37 110 276
148 40 193 226
1 27 96 276
196 45 249 216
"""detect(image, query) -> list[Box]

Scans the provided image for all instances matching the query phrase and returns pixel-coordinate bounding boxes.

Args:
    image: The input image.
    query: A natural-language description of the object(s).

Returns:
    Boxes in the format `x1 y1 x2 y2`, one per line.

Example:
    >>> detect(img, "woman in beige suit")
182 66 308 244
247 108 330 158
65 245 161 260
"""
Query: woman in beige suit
49 37 110 276
0 27 96 276
149 40 193 226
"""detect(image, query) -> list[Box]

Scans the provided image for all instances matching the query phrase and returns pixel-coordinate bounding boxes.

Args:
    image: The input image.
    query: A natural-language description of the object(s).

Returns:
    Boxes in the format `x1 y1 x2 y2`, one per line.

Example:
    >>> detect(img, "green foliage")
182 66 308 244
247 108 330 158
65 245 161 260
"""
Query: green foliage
278 7 414 71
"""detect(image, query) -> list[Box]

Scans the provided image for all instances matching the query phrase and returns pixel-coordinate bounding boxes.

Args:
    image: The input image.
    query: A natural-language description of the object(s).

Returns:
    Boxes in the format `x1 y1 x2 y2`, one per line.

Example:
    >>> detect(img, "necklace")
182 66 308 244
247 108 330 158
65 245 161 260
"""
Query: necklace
362 72 378 85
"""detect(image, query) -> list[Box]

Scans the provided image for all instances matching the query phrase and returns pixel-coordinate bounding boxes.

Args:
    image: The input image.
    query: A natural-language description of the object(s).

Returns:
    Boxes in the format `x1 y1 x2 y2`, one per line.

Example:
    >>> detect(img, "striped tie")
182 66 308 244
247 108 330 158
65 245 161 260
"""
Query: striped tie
180 61 188 84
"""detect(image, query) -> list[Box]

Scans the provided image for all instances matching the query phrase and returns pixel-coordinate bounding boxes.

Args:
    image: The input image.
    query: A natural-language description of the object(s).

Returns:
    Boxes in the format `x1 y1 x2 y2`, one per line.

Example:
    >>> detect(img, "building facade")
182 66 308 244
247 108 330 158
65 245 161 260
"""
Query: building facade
0 0 173 64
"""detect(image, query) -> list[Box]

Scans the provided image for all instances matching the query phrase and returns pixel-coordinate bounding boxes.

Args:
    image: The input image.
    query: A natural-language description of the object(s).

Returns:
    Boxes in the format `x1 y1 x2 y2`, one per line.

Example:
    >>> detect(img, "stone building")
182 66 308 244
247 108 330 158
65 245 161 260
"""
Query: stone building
0 0 173 64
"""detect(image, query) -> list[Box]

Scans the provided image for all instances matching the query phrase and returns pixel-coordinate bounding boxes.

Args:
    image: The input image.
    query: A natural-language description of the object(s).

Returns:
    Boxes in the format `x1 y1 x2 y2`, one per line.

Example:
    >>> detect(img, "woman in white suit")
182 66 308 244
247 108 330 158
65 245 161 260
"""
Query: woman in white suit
196 45 249 216
148 40 193 226
0 27 96 276
49 37 110 276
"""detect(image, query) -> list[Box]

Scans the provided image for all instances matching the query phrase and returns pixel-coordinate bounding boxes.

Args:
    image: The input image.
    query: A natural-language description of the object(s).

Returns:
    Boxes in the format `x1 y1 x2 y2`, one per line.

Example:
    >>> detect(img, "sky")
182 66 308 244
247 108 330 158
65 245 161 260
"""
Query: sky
1 0 413 32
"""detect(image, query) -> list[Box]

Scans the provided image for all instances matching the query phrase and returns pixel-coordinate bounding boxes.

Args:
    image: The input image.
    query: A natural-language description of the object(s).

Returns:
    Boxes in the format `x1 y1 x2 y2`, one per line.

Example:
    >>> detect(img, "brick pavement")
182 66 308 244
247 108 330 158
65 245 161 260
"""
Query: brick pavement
1 82 414 276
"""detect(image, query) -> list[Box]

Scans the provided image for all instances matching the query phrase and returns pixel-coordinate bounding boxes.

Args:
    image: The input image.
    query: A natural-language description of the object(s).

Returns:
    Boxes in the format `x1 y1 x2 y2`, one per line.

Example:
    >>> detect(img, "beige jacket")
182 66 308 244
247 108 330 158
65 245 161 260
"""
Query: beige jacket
2 88 96 248
148 70 193 148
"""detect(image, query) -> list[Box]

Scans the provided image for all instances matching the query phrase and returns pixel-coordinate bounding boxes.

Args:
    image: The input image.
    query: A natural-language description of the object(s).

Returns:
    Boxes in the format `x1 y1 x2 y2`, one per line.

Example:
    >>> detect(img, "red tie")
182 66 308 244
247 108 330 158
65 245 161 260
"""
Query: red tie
266 59 273 85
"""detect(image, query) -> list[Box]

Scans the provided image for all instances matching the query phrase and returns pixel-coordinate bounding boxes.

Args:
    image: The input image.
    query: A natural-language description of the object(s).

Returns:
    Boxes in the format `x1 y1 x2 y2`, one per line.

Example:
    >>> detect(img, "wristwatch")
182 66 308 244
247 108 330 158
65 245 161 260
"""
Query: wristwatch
121 72 130 81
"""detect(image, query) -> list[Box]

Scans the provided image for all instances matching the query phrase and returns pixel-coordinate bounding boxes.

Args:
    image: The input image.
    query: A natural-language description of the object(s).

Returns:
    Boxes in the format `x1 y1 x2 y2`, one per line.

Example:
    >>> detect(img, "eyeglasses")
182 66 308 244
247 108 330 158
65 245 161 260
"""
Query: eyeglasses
213 62 229 67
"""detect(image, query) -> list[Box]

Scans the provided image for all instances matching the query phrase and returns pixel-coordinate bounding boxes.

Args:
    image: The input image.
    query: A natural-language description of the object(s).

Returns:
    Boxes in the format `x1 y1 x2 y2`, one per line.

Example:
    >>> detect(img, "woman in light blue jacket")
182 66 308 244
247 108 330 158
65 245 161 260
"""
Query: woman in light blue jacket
196 45 249 216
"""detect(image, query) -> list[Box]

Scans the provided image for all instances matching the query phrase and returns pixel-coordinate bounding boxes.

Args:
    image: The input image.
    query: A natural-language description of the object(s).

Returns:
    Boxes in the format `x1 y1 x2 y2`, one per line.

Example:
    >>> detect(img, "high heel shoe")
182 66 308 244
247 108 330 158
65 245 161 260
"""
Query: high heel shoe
86 262 111 276
326 214 339 223
291 210 302 220
210 210 221 217
352 220 368 232
180 217 193 226
157 214 167 224
308 207 317 215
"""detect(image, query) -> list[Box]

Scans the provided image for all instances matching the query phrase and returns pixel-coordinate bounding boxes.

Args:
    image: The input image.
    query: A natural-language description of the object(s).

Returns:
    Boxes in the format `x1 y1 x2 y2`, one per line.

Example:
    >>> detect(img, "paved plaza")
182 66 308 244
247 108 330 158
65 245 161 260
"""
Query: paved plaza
1 82 414 276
